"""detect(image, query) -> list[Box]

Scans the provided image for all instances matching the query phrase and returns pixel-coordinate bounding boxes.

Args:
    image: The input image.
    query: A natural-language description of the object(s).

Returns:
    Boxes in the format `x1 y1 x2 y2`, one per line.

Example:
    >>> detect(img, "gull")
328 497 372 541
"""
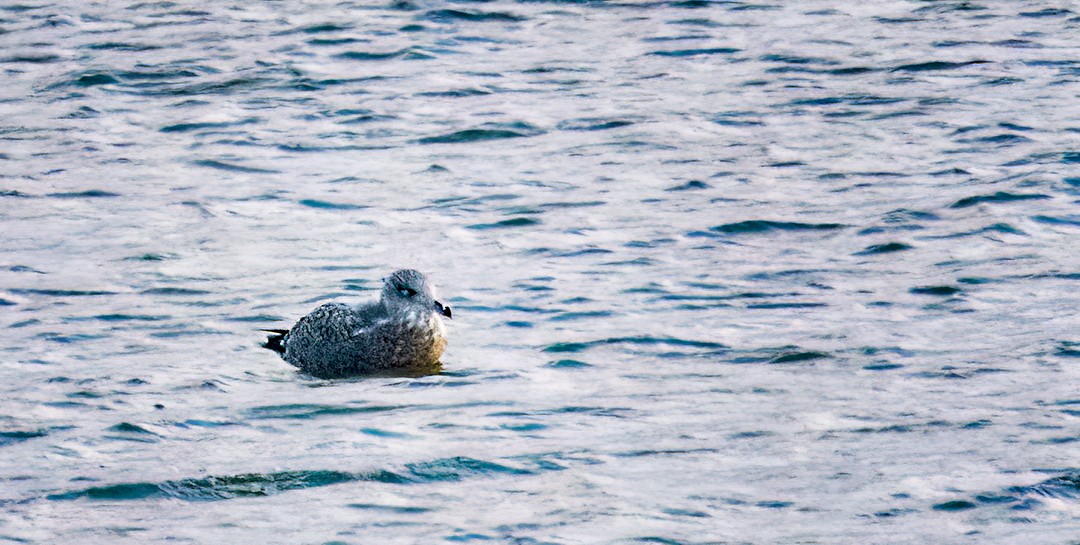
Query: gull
264 269 452 378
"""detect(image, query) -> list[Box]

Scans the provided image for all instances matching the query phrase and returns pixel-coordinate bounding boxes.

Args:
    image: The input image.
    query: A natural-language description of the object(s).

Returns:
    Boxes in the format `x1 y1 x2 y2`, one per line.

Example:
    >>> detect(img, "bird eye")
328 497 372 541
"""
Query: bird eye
397 286 417 297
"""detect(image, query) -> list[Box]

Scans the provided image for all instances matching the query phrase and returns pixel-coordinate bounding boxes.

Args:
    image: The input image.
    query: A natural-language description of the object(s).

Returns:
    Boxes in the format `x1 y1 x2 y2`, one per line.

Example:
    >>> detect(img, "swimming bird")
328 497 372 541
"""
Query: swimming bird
263 269 452 378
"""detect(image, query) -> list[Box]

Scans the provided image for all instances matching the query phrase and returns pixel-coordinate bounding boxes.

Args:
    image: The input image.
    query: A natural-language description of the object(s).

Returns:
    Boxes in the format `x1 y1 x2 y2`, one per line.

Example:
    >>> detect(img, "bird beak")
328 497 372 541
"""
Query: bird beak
434 300 452 319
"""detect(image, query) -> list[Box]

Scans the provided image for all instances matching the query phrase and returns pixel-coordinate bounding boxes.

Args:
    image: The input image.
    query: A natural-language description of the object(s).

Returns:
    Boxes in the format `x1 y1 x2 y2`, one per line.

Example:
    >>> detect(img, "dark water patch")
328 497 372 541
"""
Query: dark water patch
666 180 709 191
244 403 404 420
62 106 100 119
613 448 720 458
789 96 846 106
827 66 877 75
191 159 280 174
662 507 710 518
298 199 368 210
417 127 540 144
1031 436 1079 445
298 23 352 33
956 277 996 285
467 217 540 230
746 302 827 309
871 507 918 518
9 265 46 273
501 422 547 432
999 123 1035 133
114 68 201 81
713 111 765 126
179 419 241 429
422 9 526 22
931 222 1026 239
974 133 1032 144
360 428 410 438
760 53 838 66
161 119 258 133
769 351 829 364
307 37 363 46
554 247 613 258
728 430 774 439
931 168 970 176
404 456 532 481
890 60 990 72
669 0 725 8
853 424 918 434
728 346 827 364
107 422 159 436
867 109 927 121
546 359 591 369
416 88 492 98
1055 342 1080 358
539 200 606 210
649 47 739 57
549 310 613 322
149 328 228 339
863 363 904 371
933 40 978 48
222 314 284 323
854 242 913 255
1019 8 1073 17
124 253 177 261
46 189 121 198
556 118 635 131
10 288 115 297
756 500 793 509
347 503 433 514
1031 215 1080 227
336 48 433 61
2 54 63 64
82 42 161 51
543 336 727 354
1 189 33 198
909 285 962 296
884 208 940 223
140 287 211 296
1008 473 1080 499
982 76 1024 86
710 220 845 234
743 269 835 282
494 405 630 418
90 314 170 322
48 470 388 502
949 191 1051 208
933 500 977 511
729 4 782 11
0 430 48 447
72 72 120 87
925 472 1080 516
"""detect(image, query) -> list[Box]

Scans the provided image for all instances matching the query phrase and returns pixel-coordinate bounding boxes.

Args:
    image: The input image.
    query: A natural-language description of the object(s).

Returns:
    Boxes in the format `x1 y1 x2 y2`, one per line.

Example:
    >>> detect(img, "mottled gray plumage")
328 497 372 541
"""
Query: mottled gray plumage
264 269 451 378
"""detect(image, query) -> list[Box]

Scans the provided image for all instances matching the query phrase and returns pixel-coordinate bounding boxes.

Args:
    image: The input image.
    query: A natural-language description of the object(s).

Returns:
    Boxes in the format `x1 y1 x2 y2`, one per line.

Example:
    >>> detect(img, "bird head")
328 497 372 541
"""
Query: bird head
382 269 452 319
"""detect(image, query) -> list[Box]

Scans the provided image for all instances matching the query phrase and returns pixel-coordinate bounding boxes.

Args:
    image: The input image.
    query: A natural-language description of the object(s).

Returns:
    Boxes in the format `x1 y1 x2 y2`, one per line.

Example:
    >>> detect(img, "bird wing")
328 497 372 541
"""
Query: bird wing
286 303 366 347
347 301 388 336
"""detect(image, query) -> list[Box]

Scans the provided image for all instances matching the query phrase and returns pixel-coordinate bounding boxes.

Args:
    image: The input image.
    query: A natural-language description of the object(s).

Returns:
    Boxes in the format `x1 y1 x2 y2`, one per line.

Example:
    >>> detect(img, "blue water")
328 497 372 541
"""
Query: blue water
2 1 1079 542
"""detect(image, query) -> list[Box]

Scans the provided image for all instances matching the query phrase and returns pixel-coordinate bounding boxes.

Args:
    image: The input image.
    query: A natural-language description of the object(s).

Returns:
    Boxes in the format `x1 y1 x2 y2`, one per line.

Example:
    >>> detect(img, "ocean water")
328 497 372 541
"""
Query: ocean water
1 0 1078 543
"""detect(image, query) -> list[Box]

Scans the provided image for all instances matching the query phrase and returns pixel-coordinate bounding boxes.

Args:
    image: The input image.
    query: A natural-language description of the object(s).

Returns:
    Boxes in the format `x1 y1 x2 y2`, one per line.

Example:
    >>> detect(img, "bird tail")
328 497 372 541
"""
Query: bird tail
261 329 289 354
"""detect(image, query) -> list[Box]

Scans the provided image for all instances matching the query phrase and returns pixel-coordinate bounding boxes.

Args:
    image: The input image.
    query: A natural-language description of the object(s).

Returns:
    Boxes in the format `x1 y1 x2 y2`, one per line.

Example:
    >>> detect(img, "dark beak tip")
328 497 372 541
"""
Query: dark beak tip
435 301 452 319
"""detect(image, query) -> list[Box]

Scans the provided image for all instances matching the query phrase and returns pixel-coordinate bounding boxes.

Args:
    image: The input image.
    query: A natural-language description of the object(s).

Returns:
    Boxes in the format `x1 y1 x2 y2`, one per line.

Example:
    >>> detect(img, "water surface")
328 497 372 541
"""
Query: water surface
1 1 1078 543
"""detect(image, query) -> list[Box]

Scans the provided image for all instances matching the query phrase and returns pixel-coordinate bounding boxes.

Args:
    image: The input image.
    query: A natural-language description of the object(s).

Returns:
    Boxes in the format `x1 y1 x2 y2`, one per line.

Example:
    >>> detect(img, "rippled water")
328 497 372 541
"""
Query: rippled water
2 1 1079 543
